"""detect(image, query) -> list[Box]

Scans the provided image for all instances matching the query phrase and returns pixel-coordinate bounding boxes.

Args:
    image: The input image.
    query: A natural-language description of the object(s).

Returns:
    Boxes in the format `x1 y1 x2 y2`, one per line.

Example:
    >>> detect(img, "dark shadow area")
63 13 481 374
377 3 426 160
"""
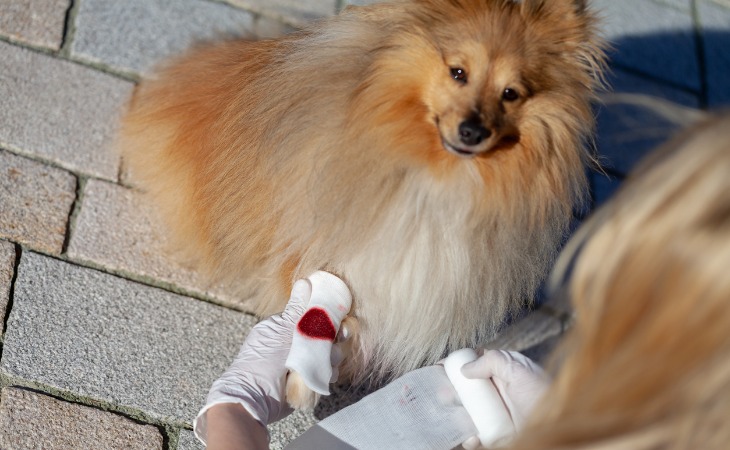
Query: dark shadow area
309 30 730 421
589 30 730 210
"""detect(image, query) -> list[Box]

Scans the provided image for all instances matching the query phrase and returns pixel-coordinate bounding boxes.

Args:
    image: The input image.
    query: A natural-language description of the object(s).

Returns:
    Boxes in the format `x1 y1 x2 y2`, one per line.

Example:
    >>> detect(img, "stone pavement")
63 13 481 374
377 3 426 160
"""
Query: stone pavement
0 0 728 448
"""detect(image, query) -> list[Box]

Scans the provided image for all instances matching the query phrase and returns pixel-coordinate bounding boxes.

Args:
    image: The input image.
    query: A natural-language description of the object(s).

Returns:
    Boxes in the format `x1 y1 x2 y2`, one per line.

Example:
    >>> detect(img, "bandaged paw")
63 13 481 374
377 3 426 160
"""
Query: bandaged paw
285 271 352 395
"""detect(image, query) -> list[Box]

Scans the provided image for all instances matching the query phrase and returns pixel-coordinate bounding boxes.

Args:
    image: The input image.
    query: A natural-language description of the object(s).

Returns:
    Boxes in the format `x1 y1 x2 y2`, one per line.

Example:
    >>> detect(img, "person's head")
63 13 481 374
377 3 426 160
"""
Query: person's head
513 114 730 449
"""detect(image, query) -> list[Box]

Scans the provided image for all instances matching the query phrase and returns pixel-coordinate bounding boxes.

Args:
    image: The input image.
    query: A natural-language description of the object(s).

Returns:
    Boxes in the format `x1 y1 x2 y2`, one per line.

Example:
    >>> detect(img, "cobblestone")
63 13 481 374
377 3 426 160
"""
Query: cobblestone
71 0 255 75
0 387 163 450
66 179 242 308
1 252 255 425
0 42 132 180
0 150 76 255
0 0 70 50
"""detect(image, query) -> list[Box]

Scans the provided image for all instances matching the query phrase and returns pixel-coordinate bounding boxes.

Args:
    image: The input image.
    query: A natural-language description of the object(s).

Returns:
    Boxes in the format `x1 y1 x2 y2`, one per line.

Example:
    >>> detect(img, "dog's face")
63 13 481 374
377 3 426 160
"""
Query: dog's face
424 40 527 158
393 0 601 161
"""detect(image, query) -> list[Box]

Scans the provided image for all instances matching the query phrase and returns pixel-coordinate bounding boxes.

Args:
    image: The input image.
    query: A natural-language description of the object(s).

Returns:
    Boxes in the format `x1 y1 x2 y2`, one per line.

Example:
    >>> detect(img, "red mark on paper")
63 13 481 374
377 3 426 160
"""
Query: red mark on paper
297 307 336 341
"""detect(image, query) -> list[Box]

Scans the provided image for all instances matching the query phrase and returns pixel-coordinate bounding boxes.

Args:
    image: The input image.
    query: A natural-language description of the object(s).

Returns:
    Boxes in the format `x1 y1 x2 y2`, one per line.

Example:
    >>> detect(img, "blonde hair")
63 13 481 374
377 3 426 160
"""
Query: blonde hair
512 114 730 449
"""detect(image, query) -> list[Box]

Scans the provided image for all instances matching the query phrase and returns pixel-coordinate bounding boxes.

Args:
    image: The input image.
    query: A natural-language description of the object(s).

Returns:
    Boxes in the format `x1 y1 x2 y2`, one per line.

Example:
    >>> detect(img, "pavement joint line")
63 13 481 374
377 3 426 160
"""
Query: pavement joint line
59 0 79 56
66 252 241 310
0 143 115 186
0 34 140 84
0 34 61 58
220 0 309 28
690 0 711 108
63 53 141 83
0 373 182 434
19 243 250 315
649 0 693 13
163 426 181 450
117 155 131 187
60 175 83 256
607 62 704 99
0 244 21 344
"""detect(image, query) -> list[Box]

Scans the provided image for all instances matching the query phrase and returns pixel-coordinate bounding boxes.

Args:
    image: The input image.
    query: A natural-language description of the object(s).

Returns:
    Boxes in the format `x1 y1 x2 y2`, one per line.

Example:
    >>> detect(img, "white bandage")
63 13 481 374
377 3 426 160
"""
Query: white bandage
285 271 352 395
443 348 516 447
285 366 477 450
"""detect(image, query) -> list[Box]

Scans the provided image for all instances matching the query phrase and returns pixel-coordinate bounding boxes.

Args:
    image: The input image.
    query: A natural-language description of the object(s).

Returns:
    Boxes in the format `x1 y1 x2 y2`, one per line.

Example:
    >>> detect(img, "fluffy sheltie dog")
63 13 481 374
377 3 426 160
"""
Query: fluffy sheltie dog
119 0 605 407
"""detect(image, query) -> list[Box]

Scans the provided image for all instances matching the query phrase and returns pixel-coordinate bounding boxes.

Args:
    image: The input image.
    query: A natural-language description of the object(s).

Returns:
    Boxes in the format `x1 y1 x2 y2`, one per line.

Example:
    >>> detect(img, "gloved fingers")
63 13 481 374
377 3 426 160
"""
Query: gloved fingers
485 350 548 387
460 349 508 380
461 435 483 450
330 366 340 383
281 278 312 324
503 350 547 377
461 349 542 383
437 346 483 366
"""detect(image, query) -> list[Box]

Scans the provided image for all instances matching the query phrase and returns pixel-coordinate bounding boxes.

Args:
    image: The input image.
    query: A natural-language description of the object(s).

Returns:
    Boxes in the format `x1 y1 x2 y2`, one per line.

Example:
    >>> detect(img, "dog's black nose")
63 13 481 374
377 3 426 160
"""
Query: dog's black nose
458 119 491 146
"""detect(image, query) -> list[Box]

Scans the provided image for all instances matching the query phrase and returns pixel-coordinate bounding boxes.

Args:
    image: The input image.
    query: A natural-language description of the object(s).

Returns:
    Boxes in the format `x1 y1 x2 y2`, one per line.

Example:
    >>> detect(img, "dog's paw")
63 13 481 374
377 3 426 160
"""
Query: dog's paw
337 315 361 381
286 371 321 409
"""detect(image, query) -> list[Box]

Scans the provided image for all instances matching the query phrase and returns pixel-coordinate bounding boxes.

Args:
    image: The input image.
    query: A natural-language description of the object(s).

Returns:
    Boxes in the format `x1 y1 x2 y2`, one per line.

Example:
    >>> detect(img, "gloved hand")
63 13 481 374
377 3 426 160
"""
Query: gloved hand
460 350 549 450
193 278 346 444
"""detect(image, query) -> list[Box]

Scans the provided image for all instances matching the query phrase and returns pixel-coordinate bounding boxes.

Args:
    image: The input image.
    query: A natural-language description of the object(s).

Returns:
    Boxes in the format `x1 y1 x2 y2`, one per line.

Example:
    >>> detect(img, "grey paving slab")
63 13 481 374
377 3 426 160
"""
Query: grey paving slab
592 0 700 91
0 0 70 50
71 0 255 75
1 251 256 426
0 42 132 181
67 179 243 308
0 150 76 254
0 387 163 450
698 0 730 107
0 241 15 329
596 69 701 177
226 0 336 26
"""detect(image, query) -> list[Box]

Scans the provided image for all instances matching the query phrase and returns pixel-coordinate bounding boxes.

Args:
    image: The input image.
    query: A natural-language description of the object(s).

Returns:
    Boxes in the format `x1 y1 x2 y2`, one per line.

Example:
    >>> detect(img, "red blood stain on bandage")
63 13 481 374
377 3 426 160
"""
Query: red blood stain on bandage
297 307 336 341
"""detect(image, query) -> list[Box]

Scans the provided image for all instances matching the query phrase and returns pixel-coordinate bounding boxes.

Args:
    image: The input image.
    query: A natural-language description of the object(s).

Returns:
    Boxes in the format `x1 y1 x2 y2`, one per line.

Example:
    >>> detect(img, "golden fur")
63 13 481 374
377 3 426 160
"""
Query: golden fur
119 0 605 381
512 115 730 449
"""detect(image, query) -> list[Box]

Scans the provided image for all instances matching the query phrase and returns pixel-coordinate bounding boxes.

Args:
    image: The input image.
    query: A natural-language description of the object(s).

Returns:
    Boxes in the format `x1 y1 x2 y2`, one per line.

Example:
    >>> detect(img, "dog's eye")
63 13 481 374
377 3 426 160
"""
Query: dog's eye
502 88 520 102
450 67 467 83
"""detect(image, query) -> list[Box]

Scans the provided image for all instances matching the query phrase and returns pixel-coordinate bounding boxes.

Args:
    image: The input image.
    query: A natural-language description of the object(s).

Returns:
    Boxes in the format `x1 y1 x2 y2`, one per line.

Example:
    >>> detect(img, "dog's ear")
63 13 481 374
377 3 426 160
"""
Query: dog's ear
520 0 607 86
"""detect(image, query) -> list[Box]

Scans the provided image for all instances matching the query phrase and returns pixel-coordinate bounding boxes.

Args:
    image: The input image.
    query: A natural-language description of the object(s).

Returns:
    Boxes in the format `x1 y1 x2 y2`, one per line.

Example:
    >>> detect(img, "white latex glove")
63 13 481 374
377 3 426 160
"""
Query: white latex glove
460 350 549 450
193 279 346 444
